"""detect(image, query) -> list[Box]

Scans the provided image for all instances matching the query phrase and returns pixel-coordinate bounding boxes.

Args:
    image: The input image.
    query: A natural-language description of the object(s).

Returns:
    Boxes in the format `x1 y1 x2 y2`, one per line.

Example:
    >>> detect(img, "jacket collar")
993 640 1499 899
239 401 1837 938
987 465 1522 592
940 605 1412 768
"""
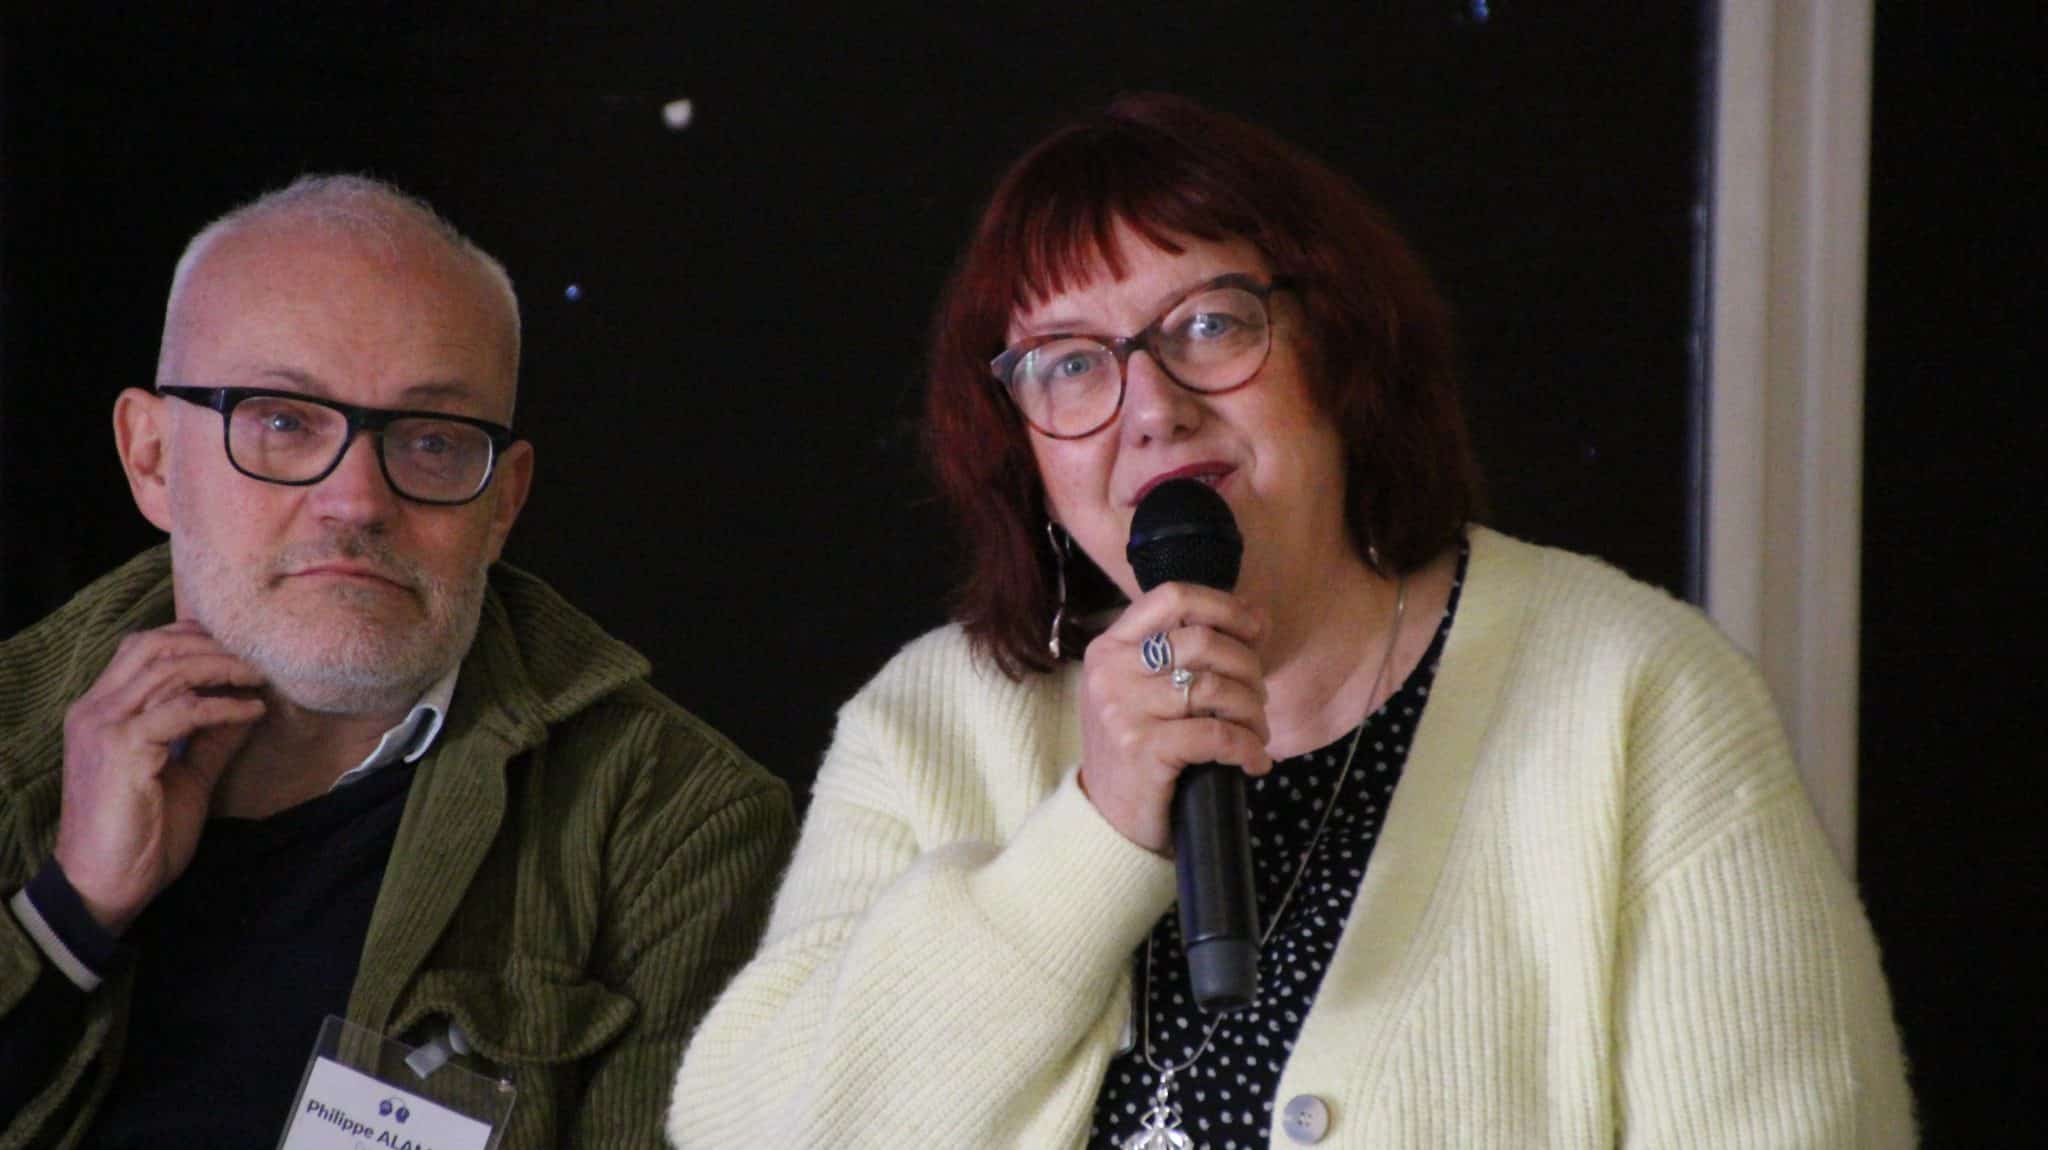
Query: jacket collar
344 558 653 1029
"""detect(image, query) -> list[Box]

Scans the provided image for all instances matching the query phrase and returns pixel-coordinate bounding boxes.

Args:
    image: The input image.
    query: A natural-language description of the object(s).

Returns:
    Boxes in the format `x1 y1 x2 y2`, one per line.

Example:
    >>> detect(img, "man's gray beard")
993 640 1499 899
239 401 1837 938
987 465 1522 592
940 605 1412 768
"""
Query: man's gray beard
171 531 488 716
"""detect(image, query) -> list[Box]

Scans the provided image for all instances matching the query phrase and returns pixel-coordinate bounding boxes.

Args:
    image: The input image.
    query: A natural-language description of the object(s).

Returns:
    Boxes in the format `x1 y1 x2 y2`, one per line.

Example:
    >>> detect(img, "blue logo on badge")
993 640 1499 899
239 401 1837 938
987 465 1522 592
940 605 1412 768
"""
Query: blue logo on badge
378 1098 411 1123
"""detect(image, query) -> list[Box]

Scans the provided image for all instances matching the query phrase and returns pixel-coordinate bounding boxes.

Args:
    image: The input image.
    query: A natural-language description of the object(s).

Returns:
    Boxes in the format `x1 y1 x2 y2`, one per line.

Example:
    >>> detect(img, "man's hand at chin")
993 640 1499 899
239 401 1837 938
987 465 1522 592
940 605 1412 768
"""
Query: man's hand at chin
52 620 267 934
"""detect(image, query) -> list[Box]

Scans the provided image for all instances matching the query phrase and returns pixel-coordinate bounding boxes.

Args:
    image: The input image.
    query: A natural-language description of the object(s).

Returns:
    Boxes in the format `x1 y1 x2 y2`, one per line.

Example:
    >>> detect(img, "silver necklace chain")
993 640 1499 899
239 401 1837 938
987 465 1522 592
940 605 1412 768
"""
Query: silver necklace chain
1123 577 1409 1150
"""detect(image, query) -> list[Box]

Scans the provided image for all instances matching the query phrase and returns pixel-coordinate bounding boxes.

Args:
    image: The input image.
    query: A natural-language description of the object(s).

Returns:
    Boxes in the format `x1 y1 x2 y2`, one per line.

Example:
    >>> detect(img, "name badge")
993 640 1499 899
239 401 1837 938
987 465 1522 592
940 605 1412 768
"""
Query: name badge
278 1016 514 1150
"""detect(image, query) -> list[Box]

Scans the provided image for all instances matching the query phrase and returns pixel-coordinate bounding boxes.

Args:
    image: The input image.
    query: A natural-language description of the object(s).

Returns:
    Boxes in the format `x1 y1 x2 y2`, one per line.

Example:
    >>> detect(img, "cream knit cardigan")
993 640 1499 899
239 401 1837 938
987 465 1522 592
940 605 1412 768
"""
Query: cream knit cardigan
670 528 1912 1148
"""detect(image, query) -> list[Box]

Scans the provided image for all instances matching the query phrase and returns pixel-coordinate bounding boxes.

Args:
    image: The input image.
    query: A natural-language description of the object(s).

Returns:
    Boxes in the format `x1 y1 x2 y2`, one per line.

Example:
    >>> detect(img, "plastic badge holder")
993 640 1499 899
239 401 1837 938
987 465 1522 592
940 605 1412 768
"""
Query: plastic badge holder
276 1015 515 1150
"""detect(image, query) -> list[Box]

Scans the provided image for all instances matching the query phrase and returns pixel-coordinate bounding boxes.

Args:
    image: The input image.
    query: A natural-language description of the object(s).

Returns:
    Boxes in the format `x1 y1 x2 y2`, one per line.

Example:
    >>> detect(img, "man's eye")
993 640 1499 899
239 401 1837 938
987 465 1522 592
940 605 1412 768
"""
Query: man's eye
410 432 454 455
263 411 307 433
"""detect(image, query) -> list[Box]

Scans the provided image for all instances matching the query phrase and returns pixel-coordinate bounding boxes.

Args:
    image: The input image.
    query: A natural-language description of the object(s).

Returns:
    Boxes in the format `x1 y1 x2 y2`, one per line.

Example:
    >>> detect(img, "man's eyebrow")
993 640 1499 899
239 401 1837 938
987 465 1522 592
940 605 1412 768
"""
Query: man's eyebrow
393 380 479 406
236 368 479 408
244 365 329 394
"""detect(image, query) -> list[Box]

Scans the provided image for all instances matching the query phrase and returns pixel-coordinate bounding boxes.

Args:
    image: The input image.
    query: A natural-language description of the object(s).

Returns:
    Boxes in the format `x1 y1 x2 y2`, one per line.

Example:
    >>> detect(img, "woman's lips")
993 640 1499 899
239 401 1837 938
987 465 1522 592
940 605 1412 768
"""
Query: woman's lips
1133 463 1235 505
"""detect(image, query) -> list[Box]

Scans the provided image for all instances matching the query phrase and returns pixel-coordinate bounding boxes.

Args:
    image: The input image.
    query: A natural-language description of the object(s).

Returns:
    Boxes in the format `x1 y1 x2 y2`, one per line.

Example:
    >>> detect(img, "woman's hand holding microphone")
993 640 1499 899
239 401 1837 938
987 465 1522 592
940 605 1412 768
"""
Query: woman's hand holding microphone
1077 583 1270 854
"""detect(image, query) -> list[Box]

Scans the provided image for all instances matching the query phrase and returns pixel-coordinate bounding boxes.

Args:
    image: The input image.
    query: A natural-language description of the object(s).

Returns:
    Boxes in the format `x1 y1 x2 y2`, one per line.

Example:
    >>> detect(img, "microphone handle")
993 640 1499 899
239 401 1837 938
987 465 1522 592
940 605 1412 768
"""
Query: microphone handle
1172 760 1261 1013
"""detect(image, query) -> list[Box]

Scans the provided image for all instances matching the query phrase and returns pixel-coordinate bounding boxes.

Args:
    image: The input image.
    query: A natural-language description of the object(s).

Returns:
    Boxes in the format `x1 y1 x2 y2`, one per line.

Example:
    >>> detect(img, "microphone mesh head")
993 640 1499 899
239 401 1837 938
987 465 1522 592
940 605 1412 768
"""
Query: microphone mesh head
1127 478 1242 593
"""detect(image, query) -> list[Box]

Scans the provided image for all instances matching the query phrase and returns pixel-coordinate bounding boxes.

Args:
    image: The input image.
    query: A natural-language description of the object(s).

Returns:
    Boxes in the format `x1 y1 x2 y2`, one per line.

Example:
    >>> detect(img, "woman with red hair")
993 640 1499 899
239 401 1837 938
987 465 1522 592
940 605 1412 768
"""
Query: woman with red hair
671 94 1910 1149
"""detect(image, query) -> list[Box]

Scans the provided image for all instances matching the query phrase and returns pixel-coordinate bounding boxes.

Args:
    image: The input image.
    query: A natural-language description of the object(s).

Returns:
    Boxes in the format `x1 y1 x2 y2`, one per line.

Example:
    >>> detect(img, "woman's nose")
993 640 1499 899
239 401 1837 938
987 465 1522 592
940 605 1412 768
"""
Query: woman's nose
1118 351 1203 446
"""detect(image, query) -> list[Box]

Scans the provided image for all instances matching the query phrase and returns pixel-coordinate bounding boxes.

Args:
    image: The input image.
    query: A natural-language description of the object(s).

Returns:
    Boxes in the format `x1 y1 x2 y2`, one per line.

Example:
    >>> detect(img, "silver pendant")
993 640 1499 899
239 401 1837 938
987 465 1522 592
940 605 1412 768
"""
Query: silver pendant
1121 1072 1195 1150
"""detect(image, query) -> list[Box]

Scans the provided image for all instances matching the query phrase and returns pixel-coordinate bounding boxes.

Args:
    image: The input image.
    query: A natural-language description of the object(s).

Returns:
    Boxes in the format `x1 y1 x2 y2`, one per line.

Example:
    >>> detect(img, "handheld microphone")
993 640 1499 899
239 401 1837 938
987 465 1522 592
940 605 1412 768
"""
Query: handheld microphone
1127 477 1259 1013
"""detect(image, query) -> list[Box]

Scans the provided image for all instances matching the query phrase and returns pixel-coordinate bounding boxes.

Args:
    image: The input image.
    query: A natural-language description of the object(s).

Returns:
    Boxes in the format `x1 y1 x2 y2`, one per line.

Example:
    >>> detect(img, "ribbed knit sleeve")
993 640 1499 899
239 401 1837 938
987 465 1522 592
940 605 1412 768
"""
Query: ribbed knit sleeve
667 628 1177 1149
1615 793 1914 1147
1608 593 1915 1147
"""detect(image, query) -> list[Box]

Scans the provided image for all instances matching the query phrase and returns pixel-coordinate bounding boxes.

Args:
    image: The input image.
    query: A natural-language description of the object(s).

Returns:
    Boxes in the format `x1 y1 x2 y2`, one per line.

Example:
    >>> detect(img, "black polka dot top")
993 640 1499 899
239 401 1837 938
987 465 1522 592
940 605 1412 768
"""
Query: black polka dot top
1087 539 1468 1150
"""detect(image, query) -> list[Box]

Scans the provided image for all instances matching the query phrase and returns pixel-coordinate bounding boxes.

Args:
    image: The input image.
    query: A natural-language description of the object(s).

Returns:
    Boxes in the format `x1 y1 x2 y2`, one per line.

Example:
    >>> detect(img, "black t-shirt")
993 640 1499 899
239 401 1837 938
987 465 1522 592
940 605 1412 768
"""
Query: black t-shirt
83 759 416 1148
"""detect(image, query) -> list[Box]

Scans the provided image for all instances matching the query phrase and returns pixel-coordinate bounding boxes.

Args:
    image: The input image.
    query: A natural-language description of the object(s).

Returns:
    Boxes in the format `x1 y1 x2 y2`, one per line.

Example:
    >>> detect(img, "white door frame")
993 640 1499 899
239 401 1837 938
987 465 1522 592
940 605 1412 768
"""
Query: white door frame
1705 0 1873 871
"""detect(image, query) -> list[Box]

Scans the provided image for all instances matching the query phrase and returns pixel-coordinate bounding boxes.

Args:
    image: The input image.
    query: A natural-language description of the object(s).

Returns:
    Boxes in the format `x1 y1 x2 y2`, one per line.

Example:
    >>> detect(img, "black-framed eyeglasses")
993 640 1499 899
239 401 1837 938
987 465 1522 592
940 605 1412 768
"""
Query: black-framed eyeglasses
989 273 1293 440
157 385 520 506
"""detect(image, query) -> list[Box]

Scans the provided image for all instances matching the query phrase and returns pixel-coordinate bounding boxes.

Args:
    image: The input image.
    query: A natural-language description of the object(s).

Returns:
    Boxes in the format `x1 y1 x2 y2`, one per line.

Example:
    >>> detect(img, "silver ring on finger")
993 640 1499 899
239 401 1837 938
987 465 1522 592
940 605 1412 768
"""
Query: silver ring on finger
1171 666 1196 715
1140 631 1174 675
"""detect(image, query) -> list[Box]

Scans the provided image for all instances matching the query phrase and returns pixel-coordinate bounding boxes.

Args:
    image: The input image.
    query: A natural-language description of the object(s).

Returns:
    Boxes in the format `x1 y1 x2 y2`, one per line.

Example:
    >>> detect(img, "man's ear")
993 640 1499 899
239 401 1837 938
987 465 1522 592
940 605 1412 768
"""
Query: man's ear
113 388 175 533
481 439 534 564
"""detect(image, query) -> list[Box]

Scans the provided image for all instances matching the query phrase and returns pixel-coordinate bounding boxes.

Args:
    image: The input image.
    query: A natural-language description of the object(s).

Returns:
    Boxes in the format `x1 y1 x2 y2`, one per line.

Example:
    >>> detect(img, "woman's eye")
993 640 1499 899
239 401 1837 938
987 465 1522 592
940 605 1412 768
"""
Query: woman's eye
1026 343 1106 386
1187 312 1238 340
1052 353 1097 378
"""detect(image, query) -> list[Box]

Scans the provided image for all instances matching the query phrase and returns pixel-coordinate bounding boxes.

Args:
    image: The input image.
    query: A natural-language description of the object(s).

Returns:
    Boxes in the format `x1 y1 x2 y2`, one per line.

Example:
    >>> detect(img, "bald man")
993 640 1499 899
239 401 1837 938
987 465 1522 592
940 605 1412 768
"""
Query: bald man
0 176 792 1148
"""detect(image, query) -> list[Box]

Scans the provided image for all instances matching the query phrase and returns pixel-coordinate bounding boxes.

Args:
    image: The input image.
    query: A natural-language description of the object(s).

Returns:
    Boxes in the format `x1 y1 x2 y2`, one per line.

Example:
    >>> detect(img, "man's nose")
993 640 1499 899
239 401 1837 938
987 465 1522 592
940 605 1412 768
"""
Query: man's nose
307 431 400 522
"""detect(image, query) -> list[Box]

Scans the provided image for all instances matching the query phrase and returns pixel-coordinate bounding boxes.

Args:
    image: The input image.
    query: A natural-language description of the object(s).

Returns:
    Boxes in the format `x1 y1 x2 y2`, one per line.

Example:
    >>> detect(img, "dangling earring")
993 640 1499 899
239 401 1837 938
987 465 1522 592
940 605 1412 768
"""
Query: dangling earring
1046 521 1070 659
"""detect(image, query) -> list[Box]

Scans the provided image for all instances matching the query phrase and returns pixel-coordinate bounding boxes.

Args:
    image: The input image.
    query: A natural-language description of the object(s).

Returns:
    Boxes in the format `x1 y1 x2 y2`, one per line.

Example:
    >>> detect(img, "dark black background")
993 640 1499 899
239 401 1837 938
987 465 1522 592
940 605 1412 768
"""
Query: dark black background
2 2 1699 785
2 3 2031 1145
1859 3 2042 1142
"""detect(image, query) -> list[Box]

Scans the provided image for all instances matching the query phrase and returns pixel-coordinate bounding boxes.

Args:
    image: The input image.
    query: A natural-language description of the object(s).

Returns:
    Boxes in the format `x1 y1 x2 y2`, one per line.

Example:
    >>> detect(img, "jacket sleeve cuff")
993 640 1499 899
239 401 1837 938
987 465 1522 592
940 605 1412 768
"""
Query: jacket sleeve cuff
9 858 129 992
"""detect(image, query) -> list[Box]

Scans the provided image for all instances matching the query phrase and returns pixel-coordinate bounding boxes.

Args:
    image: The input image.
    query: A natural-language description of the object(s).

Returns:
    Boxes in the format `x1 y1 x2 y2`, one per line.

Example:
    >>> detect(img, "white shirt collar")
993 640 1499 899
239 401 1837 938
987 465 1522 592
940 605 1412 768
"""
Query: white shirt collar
328 665 460 790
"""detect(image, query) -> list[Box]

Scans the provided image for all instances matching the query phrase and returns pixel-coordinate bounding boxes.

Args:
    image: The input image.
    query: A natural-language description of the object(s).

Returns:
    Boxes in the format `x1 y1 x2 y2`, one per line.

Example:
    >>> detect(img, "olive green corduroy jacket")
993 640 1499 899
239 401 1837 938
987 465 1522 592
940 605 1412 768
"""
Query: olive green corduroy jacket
0 547 794 1149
